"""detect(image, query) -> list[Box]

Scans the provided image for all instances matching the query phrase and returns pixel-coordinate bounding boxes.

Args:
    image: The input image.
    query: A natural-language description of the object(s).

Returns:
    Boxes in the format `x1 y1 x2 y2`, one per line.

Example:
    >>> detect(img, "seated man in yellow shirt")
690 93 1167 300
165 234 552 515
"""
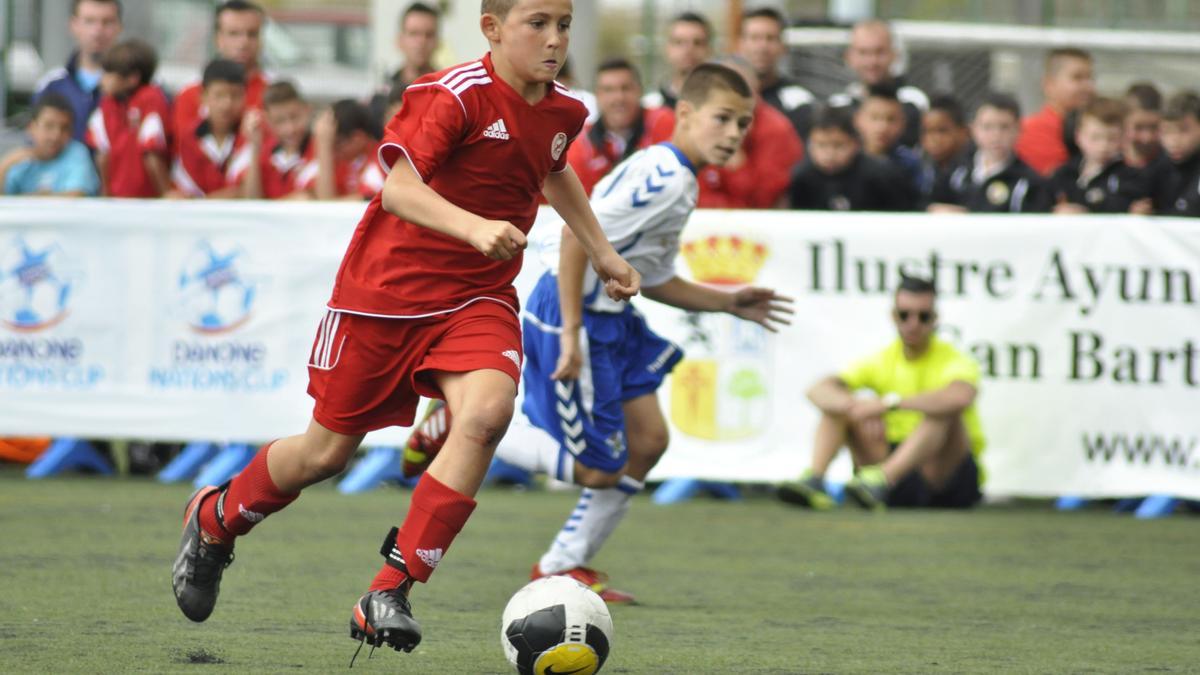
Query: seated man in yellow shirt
780 275 985 510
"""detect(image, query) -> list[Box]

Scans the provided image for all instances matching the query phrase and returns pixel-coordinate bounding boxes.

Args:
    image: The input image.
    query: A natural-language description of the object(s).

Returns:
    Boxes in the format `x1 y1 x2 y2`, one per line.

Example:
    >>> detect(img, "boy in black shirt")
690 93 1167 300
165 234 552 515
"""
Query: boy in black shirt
1161 91 1200 216
788 105 915 211
928 93 1053 214
918 95 970 201
1122 82 1174 215
1051 97 1148 214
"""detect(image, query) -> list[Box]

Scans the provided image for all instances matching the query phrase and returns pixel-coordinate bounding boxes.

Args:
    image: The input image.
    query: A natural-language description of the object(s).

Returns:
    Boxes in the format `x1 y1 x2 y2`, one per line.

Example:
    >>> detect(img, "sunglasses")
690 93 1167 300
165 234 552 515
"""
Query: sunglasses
895 310 935 324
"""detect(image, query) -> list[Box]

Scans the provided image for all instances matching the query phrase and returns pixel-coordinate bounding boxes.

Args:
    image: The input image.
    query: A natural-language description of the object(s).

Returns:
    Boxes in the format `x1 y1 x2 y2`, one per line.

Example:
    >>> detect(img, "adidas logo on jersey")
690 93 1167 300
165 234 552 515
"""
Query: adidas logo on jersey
483 119 510 140
416 548 444 569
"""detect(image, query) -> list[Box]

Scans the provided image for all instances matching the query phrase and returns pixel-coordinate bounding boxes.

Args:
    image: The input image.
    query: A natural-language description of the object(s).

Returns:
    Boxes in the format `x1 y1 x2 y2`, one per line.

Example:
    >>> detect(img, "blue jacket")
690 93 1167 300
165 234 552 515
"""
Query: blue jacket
33 52 101 142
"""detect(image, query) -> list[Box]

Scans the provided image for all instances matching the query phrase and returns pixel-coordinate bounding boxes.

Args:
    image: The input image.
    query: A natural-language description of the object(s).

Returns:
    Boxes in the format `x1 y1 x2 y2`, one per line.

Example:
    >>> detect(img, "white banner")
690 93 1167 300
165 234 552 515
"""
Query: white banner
1 199 1197 498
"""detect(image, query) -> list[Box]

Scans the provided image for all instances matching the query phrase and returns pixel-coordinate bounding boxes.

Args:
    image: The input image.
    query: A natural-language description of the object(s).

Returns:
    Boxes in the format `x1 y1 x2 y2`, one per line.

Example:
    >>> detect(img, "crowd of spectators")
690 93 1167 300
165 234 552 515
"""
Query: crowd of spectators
5 0 1200 219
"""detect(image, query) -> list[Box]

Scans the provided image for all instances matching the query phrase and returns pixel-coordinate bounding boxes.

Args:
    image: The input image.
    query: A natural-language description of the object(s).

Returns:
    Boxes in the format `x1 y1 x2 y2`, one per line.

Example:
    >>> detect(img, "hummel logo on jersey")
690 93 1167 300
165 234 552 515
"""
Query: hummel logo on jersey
416 548 444 569
483 118 510 140
238 503 264 523
502 349 521 367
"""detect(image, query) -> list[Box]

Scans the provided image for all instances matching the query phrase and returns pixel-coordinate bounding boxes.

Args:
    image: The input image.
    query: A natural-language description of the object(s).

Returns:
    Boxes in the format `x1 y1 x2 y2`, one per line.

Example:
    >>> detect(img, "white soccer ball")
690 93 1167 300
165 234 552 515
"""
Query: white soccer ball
501 576 614 675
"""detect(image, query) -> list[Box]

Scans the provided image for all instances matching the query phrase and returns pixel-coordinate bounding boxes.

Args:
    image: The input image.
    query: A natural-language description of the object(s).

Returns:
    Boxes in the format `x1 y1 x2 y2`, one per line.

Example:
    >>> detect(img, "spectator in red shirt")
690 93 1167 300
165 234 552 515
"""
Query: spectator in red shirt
242 81 315 200
1015 48 1095 176
86 38 171 197
171 59 253 198
173 1 269 144
566 58 669 195
648 56 803 209
307 100 385 201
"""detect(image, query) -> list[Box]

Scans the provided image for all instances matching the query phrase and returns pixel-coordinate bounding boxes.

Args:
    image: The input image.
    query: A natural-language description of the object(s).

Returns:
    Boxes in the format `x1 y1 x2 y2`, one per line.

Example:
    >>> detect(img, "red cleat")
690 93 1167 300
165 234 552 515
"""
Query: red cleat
531 564 638 604
401 399 451 479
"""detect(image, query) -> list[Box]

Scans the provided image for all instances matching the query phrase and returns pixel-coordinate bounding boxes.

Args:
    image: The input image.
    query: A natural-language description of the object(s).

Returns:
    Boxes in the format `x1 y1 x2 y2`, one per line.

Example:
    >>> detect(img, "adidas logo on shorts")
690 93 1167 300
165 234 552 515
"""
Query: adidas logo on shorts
483 118 510 140
502 350 521 367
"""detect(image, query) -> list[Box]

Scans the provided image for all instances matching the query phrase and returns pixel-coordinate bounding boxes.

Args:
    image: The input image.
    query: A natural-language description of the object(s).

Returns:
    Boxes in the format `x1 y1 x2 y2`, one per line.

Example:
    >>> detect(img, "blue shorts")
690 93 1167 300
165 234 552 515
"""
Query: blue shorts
521 273 683 477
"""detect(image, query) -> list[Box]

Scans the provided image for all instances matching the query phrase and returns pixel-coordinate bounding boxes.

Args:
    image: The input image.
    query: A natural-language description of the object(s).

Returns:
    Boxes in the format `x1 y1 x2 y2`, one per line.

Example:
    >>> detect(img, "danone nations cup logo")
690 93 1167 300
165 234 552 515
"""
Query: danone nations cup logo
670 236 772 440
0 236 76 333
176 240 257 334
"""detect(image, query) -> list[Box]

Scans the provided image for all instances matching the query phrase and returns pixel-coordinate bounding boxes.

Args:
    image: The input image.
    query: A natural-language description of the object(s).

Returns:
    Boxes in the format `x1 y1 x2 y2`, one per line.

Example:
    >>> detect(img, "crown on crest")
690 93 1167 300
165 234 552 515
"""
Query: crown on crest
681 236 768 285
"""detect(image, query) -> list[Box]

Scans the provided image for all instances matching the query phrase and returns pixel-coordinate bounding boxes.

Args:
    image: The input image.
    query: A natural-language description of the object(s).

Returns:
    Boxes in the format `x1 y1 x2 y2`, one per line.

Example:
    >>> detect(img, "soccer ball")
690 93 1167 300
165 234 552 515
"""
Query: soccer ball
501 576 614 675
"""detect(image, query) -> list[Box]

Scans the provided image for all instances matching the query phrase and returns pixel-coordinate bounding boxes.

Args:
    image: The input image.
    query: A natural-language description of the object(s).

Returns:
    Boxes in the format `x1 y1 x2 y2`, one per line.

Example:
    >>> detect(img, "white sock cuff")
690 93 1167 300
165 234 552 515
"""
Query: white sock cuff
616 475 644 495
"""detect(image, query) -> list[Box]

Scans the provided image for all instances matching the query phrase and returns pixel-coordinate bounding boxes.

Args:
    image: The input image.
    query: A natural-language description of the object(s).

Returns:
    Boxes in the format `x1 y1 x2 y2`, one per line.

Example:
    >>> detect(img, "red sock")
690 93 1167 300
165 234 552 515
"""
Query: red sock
369 473 476 591
207 442 299 537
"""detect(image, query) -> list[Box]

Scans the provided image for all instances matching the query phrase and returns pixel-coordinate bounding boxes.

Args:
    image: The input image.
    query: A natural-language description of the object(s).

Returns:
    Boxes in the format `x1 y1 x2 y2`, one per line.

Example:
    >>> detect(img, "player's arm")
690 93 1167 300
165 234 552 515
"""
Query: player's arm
551 226 588 380
94 152 110 197
542 166 640 301
143 152 171 197
807 376 856 416
381 155 526 260
643 276 793 333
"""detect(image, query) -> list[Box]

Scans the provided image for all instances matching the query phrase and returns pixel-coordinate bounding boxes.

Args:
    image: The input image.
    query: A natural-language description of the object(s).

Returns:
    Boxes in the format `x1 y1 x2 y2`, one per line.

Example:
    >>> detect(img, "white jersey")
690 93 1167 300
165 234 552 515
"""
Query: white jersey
536 143 699 313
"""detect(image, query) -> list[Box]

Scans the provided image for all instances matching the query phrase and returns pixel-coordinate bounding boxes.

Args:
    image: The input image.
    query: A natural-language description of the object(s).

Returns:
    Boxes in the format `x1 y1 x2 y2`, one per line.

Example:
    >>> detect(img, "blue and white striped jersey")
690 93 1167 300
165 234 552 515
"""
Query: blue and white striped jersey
537 142 699 313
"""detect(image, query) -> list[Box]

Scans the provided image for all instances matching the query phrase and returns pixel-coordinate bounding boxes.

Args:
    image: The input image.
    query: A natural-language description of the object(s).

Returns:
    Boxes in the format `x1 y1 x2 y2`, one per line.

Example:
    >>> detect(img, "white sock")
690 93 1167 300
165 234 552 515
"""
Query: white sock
539 476 644 574
494 417 575 482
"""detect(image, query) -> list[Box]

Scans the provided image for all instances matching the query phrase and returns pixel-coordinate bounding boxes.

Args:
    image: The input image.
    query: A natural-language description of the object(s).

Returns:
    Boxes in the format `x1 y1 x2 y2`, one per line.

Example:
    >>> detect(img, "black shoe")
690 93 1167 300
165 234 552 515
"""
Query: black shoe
778 472 836 510
172 486 234 622
349 588 422 653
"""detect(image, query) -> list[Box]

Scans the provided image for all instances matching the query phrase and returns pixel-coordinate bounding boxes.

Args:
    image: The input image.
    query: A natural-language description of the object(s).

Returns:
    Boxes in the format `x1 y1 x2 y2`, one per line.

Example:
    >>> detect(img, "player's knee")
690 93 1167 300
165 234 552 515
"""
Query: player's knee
634 426 670 458
456 397 514 448
307 445 353 481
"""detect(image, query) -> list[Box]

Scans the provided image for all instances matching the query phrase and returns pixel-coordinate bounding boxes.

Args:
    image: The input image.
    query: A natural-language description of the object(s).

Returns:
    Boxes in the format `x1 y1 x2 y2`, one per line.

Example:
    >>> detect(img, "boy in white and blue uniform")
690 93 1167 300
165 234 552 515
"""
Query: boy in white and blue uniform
403 63 791 601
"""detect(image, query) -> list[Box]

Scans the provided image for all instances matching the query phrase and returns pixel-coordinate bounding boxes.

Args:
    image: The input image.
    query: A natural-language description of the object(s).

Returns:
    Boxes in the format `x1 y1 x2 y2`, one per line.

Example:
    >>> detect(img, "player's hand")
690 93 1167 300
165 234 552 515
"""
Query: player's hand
1053 202 1088 215
1129 198 1154 216
847 399 887 442
0 147 35 169
242 109 264 147
551 328 583 381
927 203 968 215
470 220 527 260
593 251 640 301
728 287 794 332
314 109 337 148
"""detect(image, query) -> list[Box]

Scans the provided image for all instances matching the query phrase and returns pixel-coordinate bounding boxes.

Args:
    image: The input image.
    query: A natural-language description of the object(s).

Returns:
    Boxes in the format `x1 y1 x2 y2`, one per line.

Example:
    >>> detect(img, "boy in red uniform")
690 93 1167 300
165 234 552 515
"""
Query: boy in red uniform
304 100 386 201
241 80 315 200
171 59 253 198
171 0 641 657
85 39 170 197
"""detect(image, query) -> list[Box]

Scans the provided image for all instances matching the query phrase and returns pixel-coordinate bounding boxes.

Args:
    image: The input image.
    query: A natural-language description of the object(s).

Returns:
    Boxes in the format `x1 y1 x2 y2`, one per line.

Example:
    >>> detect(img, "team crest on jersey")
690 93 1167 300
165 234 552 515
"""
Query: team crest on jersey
1085 187 1105 204
986 180 1010 206
551 132 568 161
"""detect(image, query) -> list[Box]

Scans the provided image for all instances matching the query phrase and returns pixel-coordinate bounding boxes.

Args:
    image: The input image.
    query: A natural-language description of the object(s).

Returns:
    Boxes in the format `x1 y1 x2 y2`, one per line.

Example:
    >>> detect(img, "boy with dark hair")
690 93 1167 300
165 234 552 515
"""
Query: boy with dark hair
929 93 1053 214
1 94 100 196
854 82 922 196
402 63 791 602
1161 91 1200 216
172 59 252 198
788 104 914 211
85 38 170 197
173 1 269 142
1015 47 1095 176
918 94 970 199
1050 97 1148 214
644 11 714 110
306 100 386 200
171 0 641 658
1123 83 1174 214
242 80 315 199
566 58 670 195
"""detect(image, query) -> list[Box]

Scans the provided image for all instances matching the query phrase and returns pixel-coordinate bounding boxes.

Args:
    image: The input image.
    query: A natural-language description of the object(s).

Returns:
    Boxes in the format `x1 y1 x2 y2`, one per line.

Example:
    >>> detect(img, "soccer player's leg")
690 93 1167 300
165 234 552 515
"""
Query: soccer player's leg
354 302 520 651
173 420 363 622
843 411 896 510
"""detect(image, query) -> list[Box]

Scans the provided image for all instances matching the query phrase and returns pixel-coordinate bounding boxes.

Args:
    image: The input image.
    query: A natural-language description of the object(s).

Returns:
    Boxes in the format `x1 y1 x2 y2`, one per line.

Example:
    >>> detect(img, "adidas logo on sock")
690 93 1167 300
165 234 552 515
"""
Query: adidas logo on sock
238 503 264 523
482 118 510 140
416 547 444 569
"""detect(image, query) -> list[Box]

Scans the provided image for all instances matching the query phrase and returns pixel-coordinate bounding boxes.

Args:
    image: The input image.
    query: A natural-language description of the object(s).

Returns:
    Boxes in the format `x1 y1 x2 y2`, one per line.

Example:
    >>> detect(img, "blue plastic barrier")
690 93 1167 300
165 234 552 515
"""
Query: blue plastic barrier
484 457 534 487
652 479 741 505
1135 495 1178 519
192 443 255 489
1055 496 1088 511
338 446 416 494
156 442 219 483
25 438 113 478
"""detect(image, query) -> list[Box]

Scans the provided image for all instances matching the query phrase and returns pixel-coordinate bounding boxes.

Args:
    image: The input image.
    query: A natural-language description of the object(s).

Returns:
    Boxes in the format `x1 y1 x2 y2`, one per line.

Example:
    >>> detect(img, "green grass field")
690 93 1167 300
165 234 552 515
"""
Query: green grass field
0 467 1197 674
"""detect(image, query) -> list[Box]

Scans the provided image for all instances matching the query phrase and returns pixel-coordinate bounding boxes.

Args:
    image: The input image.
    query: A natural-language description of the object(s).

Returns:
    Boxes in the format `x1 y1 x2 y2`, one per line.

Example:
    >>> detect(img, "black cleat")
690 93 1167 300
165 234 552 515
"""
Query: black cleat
349 588 422 654
172 485 234 622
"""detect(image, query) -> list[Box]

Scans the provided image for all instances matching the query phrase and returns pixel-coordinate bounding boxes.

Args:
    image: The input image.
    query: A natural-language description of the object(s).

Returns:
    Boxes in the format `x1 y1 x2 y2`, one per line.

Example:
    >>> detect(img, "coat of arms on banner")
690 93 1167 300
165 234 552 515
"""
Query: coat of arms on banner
670 236 771 440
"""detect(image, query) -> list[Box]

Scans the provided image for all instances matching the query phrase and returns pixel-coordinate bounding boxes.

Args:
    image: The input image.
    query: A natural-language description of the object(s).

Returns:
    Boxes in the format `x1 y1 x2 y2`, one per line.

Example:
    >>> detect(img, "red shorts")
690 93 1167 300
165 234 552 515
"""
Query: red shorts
306 300 523 434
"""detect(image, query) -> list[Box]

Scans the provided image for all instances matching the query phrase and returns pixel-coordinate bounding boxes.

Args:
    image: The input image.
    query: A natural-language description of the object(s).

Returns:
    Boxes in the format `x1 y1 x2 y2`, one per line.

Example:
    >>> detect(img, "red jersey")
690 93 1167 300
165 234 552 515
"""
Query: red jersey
328 54 587 318
254 136 317 199
172 70 270 145
648 99 803 208
85 84 170 198
567 106 671 195
1016 105 1068 177
172 119 253 197
295 149 386 200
